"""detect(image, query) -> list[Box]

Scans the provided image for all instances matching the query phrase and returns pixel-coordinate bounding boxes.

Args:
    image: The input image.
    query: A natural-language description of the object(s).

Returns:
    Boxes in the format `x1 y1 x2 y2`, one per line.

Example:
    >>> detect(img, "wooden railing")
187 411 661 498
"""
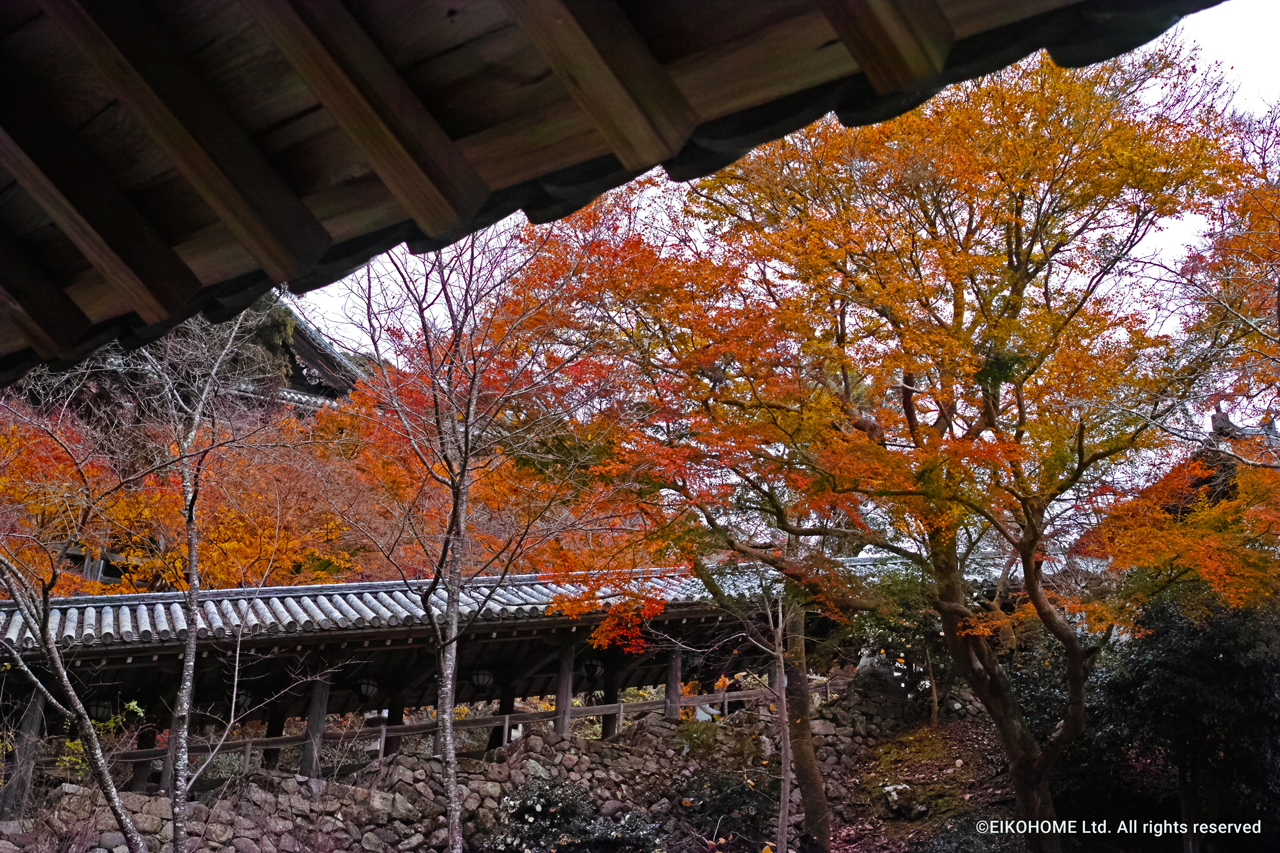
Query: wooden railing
113 683 831 766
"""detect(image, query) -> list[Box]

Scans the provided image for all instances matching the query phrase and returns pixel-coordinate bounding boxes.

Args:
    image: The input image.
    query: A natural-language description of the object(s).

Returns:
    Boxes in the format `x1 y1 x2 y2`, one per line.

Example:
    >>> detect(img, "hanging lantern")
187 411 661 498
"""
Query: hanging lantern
86 700 114 722
470 669 495 689
236 692 254 715
355 677 380 700
580 659 605 680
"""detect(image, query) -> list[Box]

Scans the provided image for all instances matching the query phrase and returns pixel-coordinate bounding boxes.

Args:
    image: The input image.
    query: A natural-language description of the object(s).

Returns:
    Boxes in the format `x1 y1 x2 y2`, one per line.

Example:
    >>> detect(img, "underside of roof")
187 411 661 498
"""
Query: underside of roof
0 0 1221 386
0 575 721 719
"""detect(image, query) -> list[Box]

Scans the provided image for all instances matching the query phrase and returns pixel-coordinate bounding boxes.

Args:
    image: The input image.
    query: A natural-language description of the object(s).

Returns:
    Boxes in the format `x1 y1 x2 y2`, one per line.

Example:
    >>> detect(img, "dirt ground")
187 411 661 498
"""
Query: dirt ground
827 715 1026 853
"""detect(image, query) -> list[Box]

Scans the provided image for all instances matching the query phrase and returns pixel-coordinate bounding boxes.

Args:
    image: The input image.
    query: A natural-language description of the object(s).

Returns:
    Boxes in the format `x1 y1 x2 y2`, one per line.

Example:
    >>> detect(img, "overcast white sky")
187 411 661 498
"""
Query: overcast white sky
1179 0 1279 113
297 0 1280 329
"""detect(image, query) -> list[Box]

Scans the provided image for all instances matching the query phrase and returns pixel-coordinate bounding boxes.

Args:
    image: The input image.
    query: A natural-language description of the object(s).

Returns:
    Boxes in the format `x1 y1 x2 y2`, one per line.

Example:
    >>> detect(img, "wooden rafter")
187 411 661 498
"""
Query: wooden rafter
0 226 91 359
239 0 489 237
0 0 1201 377
39 0 332 284
0 72 200 326
815 0 955 94
501 0 698 171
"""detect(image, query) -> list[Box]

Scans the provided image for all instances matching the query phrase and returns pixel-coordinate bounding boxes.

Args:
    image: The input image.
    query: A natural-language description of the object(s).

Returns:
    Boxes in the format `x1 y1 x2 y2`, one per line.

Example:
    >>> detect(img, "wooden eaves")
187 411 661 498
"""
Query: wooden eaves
0 0 1219 386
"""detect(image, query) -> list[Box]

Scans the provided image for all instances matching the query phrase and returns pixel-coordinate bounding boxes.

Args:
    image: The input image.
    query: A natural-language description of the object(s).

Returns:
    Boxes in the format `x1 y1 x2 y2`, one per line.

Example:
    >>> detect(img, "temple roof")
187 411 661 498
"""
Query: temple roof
0 574 707 653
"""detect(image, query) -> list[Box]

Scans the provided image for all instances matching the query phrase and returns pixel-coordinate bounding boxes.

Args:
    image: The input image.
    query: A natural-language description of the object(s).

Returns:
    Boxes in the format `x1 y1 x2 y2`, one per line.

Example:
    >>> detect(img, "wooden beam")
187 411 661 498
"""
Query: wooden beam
0 73 200 326
39 0 331 284
501 0 698 171
814 0 955 94
0 226 91 358
240 0 488 237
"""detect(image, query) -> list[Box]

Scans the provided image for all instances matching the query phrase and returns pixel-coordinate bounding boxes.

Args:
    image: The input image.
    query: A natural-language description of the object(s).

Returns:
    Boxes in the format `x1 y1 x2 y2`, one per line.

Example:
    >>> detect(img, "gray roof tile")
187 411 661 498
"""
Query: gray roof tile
0 575 709 652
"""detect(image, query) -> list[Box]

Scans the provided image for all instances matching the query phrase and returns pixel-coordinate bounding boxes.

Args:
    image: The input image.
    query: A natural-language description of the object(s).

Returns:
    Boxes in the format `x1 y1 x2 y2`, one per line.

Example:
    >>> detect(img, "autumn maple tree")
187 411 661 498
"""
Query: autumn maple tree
312 226 650 853
1162 103 1280 463
555 43 1241 851
0 303 352 851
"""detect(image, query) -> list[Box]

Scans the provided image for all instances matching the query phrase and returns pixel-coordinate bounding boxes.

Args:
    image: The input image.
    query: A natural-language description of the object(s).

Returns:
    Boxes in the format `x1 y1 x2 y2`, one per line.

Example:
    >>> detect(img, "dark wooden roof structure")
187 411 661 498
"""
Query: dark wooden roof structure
0 0 1219 386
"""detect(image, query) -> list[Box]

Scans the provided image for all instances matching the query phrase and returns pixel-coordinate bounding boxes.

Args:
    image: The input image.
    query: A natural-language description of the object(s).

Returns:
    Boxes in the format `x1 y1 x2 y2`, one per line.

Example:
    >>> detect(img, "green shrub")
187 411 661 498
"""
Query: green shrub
478 780 666 853
668 770 778 853
673 719 718 758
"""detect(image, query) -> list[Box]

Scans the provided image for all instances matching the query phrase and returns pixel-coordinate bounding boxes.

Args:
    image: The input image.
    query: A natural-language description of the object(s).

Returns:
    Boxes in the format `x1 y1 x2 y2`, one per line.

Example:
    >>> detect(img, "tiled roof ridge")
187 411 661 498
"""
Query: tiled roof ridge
0 571 704 651
0 570 697 611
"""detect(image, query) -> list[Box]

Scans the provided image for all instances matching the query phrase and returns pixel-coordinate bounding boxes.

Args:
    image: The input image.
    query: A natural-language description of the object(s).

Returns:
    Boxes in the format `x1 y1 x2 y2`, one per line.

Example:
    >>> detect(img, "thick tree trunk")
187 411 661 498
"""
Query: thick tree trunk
785 612 831 853
1009 759 1060 839
932 529 1070 853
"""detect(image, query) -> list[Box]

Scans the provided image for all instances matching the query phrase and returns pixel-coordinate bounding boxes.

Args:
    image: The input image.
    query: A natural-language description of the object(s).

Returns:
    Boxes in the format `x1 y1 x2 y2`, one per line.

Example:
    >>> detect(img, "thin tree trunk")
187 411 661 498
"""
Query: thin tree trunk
784 609 830 852
925 645 938 727
776 640 791 853
439 591 462 853
0 563 147 851
439 481 467 853
1178 744 1201 853
169 470 203 853
42 635 148 853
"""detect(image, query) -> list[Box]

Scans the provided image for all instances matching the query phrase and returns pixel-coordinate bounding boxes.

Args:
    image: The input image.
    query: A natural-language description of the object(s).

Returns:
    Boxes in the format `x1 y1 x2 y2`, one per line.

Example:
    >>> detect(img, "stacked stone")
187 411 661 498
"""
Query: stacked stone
0 681 984 852
939 687 986 720
0 787 173 853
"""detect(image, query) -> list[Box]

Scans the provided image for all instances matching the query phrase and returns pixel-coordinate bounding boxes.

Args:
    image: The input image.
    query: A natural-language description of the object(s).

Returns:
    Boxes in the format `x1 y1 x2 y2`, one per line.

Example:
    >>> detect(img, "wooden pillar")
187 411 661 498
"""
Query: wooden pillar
0 690 45 819
600 665 620 739
127 722 158 792
383 693 405 757
554 642 575 735
665 649 682 720
298 675 331 778
487 683 516 750
262 704 287 770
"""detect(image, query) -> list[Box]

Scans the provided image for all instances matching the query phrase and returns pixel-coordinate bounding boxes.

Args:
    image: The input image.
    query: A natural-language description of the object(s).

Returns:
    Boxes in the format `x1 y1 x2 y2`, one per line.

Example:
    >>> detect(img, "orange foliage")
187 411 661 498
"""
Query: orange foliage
1087 453 1280 609
311 232 672 646
0 398 353 595
546 45 1243 624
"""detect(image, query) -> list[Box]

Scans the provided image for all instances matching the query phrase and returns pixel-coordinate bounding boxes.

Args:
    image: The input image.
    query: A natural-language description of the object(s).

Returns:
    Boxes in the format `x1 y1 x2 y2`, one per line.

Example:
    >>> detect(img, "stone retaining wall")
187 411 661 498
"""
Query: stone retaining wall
0 672 984 852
